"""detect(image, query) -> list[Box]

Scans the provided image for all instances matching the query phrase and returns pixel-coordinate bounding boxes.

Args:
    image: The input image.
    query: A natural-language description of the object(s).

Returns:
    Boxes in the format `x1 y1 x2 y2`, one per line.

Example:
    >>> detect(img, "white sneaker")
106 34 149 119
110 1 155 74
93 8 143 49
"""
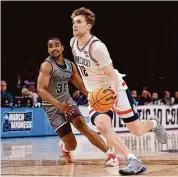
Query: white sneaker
119 156 146 175
106 153 119 167
59 141 73 163
149 115 168 144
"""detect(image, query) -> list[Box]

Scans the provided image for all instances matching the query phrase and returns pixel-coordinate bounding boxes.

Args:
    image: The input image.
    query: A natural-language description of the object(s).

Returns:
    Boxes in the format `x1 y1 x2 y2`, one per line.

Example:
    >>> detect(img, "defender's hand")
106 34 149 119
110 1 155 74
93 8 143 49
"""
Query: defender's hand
57 102 74 115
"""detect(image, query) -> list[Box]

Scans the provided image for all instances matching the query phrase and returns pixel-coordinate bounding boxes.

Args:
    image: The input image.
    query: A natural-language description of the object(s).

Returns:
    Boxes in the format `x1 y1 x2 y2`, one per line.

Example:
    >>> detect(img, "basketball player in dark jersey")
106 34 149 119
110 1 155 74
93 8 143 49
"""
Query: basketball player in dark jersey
37 37 119 166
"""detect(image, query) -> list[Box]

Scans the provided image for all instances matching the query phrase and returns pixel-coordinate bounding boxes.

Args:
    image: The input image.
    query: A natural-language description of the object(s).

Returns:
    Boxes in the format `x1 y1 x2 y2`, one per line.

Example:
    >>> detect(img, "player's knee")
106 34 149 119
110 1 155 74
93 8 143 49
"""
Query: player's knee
94 114 112 134
95 122 110 136
69 142 77 151
95 123 104 132
132 129 144 136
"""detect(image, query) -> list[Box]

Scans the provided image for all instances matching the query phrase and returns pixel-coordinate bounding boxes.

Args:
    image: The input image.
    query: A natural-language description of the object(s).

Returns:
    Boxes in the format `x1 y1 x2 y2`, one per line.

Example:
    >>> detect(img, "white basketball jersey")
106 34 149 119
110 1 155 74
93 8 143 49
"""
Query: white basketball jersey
70 35 112 92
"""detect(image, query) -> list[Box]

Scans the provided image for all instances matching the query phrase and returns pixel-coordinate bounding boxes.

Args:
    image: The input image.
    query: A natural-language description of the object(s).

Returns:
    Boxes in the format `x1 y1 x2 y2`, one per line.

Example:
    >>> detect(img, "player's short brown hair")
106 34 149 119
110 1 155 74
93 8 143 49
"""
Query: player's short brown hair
71 7 95 28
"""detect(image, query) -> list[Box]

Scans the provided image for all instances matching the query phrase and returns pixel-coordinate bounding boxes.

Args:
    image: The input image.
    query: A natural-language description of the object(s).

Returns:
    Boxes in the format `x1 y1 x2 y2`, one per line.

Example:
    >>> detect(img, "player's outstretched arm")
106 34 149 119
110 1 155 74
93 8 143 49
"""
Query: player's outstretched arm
37 62 74 115
70 62 88 96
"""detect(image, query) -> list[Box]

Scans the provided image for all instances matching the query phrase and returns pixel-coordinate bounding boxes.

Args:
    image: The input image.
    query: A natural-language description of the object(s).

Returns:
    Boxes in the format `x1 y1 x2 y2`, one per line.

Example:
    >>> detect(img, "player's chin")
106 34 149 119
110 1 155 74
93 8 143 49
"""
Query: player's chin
52 54 60 58
73 31 80 37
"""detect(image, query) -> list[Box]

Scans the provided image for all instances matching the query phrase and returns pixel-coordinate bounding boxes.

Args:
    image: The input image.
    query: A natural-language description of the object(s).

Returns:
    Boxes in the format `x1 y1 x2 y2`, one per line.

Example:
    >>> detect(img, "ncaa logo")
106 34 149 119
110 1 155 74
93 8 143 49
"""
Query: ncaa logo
4 112 9 120
4 112 9 121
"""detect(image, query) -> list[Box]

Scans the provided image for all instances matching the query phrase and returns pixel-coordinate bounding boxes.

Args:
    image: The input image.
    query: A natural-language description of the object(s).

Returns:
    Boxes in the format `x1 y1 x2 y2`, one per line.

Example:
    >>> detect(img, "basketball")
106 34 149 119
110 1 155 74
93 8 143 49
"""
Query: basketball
89 88 115 113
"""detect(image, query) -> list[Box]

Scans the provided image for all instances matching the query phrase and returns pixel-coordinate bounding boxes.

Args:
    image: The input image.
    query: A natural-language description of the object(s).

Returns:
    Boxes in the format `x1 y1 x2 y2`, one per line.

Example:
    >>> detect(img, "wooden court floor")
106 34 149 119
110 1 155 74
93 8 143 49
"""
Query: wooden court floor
1 129 178 176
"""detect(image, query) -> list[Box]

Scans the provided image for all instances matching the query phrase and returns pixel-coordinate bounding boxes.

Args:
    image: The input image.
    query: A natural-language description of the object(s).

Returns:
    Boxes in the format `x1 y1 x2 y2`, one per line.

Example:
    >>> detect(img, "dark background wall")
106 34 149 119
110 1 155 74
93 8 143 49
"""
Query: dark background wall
2 1 178 95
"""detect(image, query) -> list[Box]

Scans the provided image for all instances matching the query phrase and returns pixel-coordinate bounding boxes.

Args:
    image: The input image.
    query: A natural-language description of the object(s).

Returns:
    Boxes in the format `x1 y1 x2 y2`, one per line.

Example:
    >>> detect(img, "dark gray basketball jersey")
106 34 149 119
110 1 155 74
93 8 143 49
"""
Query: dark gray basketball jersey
42 57 73 105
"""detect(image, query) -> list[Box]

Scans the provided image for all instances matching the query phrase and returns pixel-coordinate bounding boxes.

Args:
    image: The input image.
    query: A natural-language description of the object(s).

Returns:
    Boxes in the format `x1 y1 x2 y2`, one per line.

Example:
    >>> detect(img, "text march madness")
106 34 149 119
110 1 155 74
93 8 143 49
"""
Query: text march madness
2 111 33 133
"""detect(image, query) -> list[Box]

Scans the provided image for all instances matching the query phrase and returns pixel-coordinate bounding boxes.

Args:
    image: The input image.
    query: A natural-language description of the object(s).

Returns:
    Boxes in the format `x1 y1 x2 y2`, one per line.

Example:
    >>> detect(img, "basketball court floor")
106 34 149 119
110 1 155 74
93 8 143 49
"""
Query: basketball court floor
1 129 178 176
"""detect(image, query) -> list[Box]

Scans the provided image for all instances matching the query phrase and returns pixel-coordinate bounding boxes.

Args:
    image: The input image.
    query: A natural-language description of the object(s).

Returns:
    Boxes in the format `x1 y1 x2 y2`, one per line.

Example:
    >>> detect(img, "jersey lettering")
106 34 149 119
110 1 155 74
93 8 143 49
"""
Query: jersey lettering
78 65 88 76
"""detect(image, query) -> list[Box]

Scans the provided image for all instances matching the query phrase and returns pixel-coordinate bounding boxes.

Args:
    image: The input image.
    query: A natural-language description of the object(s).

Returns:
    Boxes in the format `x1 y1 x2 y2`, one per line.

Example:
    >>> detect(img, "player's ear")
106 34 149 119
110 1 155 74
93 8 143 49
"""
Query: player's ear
47 48 50 55
62 45 64 52
87 24 92 31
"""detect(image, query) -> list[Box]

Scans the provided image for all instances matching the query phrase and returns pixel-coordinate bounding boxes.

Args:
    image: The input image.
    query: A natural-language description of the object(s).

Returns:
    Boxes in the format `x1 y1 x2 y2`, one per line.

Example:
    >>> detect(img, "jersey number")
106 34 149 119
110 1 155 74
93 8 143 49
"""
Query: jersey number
79 65 88 76
56 83 67 94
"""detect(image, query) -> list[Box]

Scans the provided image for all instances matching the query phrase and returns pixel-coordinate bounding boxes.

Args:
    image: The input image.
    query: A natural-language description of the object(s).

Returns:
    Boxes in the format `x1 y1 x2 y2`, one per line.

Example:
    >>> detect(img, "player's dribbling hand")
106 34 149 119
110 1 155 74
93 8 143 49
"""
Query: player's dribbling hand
108 88 118 99
57 102 74 115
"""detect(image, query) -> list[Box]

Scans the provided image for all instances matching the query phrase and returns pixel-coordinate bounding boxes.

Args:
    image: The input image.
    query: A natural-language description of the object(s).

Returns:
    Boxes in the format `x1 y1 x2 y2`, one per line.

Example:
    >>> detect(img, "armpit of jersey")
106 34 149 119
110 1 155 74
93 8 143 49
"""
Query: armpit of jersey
114 69 126 82
91 41 112 68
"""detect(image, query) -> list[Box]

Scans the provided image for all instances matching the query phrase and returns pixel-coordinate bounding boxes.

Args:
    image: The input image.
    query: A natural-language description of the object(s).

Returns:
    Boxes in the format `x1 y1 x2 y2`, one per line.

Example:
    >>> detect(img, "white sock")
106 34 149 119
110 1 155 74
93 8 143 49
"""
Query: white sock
127 153 137 159
152 120 157 129
60 142 69 152
105 149 114 155
63 144 68 152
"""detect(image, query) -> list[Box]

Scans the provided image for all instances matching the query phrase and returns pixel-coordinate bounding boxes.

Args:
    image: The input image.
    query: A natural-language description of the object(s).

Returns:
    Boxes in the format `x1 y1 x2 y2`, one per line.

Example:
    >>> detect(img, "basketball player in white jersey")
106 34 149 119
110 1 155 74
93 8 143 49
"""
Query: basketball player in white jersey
70 7 168 175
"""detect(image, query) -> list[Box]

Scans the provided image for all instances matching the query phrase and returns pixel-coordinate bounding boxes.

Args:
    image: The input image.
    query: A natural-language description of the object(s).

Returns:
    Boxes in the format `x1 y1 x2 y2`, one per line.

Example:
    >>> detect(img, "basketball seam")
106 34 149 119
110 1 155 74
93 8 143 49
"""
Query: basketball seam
96 88 103 103
90 91 98 111
93 100 105 112
91 89 105 112
90 89 114 112
91 91 96 107
89 94 94 105
97 92 114 105
91 89 100 107
96 102 113 105
93 92 114 106
90 89 101 107
91 92 114 112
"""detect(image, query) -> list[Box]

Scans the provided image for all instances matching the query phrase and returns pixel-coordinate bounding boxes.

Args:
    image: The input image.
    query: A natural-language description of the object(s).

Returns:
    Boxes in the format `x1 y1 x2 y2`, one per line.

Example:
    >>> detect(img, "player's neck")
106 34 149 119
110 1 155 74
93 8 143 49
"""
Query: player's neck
77 33 92 46
51 56 64 65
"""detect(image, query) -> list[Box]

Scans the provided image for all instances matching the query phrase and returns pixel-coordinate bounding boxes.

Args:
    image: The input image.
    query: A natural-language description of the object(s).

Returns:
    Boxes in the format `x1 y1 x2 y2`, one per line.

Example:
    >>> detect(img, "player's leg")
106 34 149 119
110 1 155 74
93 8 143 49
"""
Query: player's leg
93 112 146 175
57 122 77 163
93 112 131 158
72 117 109 153
92 111 146 172
93 112 146 174
44 105 77 163
114 87 167 175
66 104 118 166
56 121 77 152
114 88 168 144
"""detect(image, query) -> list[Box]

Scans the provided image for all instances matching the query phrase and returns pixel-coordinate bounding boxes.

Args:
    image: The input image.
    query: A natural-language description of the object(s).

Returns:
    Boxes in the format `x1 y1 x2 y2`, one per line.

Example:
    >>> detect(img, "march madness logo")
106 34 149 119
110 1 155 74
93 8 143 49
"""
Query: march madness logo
2 111 33 133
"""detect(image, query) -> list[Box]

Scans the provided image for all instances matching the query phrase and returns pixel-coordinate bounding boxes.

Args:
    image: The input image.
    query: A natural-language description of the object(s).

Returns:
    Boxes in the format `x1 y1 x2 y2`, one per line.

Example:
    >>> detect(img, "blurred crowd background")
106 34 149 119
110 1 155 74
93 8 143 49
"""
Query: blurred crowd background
1 73 178 107
1 1 178 108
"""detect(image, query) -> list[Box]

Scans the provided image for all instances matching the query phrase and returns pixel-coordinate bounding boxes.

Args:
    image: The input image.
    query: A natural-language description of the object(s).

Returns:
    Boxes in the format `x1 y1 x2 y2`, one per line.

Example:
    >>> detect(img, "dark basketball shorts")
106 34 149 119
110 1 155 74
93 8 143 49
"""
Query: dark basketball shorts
89 109 113 126
43 104 82 132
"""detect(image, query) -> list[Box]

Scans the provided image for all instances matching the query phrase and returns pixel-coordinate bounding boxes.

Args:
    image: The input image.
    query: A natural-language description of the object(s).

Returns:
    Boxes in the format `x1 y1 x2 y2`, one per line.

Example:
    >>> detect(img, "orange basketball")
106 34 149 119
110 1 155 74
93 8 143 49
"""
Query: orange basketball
89 88 115 113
